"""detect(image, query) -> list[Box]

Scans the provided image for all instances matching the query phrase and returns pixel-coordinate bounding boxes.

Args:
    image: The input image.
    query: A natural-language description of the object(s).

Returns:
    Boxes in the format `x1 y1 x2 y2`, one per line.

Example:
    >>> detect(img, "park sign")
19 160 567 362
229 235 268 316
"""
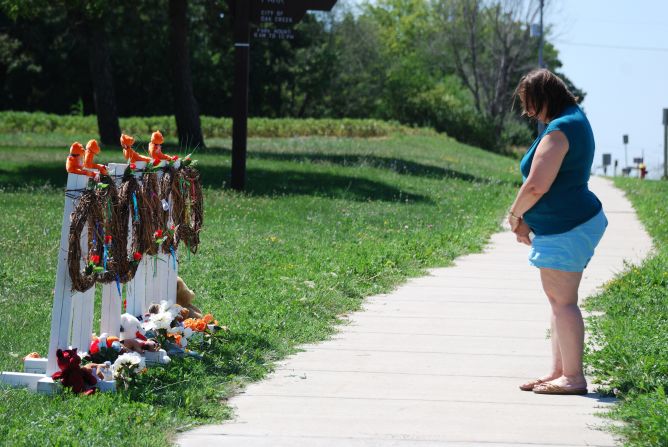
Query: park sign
229 0 338 190
251 0 337 39
227 0 338 40
251 0 337 25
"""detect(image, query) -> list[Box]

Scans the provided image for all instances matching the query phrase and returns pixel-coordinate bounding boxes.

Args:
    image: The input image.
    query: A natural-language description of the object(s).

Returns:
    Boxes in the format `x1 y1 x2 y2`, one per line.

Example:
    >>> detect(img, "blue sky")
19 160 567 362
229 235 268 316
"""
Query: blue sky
549 0 668 178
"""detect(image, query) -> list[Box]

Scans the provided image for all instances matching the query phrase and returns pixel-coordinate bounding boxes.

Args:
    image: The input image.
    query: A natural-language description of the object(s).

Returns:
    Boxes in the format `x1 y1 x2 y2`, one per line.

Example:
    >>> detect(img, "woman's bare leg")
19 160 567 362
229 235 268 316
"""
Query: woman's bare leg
520 291 563 390
550 314 563 376
539 267 587 388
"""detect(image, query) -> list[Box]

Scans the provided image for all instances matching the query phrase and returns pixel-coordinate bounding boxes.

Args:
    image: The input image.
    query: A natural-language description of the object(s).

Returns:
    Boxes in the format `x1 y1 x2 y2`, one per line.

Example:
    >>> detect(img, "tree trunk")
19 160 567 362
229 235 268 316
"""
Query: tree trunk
169 0 205 149
86 20 121 146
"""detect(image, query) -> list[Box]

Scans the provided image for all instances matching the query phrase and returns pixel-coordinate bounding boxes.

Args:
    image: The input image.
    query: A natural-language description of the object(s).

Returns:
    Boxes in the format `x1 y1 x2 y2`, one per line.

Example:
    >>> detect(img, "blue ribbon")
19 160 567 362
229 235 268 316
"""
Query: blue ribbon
169 246 177 269
132 192 139 222
115 273 121 296
103 244 108 270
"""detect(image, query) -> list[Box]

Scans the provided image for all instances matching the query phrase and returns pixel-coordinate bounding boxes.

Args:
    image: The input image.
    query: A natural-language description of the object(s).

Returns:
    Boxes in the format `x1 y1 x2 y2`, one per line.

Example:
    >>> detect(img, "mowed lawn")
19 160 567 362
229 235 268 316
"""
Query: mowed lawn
0 133 518 445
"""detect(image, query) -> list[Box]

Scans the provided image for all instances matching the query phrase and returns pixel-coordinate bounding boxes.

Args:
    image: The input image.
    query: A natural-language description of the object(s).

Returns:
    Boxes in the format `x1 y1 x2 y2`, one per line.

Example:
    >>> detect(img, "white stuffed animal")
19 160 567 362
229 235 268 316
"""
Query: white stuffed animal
120 313 144 341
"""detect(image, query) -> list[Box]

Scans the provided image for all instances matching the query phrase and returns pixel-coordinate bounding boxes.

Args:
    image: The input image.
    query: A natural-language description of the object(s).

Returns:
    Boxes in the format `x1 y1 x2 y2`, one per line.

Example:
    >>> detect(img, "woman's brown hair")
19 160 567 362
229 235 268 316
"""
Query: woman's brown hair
514 69 578 122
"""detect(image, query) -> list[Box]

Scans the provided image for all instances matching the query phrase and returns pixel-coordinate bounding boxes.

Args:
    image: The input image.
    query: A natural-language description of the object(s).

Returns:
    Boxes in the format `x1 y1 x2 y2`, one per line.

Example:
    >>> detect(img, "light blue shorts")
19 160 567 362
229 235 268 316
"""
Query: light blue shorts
529 209 608 272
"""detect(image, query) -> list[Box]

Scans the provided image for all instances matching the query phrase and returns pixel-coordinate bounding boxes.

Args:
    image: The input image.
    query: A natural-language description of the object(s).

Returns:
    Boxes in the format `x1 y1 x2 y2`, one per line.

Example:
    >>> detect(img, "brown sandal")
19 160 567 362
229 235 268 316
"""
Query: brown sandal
533 382 588 395
519 378 548 391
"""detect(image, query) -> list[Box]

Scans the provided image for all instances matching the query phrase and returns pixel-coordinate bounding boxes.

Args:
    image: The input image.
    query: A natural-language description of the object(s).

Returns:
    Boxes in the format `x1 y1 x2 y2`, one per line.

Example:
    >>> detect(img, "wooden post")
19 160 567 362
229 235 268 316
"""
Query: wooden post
231 0 250 191
124 162 148 319
127 161 179 313
165 160 180 306
70 233 96 353
100 163 127 336
46 173 93 376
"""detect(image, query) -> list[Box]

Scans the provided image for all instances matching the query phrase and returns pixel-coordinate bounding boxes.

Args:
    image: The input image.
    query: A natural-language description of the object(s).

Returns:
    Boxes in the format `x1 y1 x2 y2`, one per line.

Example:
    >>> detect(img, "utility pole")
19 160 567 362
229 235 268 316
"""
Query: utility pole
623 134 629 169
538 0 544 134
231 0 250 191
663 108 668 179
538 0 544 69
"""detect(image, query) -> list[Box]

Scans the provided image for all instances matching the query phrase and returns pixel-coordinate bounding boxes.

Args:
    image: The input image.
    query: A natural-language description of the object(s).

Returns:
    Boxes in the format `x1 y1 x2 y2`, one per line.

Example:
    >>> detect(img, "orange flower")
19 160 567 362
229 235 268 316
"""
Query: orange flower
184 318 206 332
167 333 183 347
203 314 214 324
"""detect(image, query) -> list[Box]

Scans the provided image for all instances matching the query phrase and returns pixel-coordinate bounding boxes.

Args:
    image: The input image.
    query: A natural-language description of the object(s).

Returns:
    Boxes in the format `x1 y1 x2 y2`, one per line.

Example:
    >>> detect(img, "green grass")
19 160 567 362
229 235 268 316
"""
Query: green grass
584 178 668 446
0 132 518 445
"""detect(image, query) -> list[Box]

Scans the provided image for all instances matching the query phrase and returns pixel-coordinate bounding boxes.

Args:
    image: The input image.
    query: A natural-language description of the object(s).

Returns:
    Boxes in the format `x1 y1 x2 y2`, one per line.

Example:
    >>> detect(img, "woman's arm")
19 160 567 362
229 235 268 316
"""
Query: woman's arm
508 130 569 230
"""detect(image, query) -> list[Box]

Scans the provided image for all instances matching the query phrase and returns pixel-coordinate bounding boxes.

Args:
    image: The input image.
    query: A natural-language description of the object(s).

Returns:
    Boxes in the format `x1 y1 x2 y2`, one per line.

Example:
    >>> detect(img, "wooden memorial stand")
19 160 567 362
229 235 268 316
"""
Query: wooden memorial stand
1 161 180 393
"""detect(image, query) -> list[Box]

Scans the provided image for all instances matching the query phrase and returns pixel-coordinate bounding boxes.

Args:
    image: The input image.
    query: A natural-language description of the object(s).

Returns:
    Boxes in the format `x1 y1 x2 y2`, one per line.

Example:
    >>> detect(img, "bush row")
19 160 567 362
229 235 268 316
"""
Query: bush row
0 111 426 139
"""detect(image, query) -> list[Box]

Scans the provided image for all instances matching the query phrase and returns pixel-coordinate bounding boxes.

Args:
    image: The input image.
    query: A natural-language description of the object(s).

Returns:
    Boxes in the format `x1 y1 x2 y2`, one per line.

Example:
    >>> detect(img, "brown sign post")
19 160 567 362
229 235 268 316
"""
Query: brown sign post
230 0 337 190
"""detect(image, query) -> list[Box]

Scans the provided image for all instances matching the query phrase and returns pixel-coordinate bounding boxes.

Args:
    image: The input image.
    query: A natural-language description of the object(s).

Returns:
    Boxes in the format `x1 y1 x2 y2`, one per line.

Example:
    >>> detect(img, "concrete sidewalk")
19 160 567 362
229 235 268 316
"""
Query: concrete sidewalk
179 177 653 447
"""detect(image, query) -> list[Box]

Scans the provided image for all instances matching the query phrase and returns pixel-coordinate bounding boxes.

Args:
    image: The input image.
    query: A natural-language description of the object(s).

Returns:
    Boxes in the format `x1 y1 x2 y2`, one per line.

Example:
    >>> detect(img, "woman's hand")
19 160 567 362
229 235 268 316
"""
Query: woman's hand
508 213 522 232
513 219 532 246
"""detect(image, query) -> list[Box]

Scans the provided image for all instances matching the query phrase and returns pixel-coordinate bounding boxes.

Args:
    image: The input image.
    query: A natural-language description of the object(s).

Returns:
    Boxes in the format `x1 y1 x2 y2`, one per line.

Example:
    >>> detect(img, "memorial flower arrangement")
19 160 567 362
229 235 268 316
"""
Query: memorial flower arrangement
112 352 146 389
143 301 195 351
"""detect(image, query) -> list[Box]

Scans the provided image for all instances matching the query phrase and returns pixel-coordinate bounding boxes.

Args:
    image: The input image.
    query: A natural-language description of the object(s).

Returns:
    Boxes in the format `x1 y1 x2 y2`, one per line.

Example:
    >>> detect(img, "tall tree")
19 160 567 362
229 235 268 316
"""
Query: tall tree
433 0 542 141
168 0 204 149
83 13 121 146
0 1 121 144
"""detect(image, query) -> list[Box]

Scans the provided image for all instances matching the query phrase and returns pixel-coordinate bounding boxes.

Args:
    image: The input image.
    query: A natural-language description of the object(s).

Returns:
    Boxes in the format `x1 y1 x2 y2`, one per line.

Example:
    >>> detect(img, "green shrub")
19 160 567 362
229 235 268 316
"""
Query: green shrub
0 111 427 139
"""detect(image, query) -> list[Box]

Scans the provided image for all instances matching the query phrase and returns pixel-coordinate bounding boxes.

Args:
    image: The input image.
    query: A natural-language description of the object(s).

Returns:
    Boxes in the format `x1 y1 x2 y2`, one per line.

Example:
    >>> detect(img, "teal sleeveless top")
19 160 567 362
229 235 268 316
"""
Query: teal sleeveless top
519 104 602 235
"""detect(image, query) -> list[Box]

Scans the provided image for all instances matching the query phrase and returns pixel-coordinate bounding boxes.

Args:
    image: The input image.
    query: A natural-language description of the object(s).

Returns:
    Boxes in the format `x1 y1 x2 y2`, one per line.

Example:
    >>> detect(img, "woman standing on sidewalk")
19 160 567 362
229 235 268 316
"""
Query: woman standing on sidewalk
508 69 607 395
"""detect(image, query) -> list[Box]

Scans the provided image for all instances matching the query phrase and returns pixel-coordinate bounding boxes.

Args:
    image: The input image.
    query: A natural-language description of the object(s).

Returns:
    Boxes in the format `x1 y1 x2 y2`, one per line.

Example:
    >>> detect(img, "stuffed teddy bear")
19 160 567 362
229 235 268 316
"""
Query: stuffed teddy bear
176 276 203 319
120 313 159 353
51 348 98 395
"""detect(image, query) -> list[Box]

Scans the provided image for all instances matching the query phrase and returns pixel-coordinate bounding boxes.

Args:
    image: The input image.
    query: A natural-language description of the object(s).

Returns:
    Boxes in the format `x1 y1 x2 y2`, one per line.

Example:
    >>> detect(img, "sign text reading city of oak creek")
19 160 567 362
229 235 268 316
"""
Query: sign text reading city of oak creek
250 0 337 40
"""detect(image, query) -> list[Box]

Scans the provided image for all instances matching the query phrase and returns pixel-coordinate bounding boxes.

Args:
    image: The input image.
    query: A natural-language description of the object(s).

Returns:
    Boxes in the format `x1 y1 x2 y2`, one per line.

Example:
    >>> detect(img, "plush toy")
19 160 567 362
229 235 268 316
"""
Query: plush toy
148 130 177 163
51 348 98 395
89 333 122 355
66 142 97 178
121 133 151 163
84 139 108 175
97 361 113 381
120 313 160 353
120 313 145 341
176 276 203 319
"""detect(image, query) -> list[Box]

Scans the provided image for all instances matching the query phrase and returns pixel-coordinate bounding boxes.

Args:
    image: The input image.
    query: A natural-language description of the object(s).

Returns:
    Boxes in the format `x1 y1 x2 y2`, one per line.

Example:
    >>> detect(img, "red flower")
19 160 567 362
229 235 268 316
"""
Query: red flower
129 163 137 170
173 155 179 160
170 224 175 231
154 229 163 238
104 235 112 244
133 252 142 261
153 159 161 166
90 254 101 264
